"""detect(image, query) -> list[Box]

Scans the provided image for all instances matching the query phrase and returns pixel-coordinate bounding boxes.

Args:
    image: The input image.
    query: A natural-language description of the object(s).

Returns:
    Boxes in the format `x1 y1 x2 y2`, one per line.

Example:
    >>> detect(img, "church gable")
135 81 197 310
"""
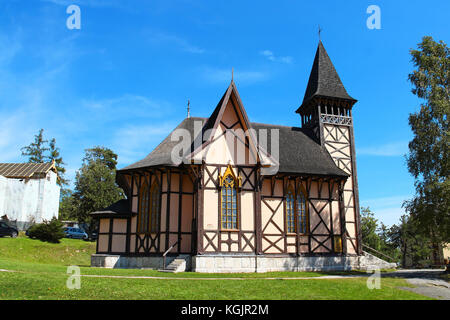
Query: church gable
196 82 259 166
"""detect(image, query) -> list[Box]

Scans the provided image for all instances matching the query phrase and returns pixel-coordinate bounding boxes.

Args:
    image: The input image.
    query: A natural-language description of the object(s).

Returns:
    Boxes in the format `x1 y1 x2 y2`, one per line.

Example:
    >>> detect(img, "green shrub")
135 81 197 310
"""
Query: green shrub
27 218 65 243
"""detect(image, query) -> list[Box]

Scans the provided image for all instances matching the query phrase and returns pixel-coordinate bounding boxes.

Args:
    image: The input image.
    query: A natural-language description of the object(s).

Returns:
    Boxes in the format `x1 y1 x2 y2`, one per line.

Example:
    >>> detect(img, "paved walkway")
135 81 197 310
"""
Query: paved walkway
381 269 450 300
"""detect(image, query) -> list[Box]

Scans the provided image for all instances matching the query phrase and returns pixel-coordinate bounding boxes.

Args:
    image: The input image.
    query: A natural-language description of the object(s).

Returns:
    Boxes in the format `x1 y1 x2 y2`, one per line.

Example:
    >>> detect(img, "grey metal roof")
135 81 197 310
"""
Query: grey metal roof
301 41 355 106
119 118 347 177
0 162 56 179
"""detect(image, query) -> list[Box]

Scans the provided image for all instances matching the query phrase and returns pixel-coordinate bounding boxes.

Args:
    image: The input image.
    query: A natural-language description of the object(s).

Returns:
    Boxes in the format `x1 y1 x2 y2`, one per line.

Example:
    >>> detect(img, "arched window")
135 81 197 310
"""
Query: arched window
221 172 238 230
138 180 160 233
285 186 309 234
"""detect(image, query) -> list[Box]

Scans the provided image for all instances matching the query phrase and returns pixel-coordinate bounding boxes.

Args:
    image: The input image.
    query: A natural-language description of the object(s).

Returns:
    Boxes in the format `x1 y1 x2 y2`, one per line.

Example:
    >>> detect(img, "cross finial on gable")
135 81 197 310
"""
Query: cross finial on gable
231 67 234 83
187 100 190 118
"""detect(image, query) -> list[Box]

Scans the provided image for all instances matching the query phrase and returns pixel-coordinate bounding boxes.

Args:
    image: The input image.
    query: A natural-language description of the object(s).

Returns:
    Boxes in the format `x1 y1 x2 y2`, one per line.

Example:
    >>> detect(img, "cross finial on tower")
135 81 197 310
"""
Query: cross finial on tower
318 25 323 41
187 100 190 118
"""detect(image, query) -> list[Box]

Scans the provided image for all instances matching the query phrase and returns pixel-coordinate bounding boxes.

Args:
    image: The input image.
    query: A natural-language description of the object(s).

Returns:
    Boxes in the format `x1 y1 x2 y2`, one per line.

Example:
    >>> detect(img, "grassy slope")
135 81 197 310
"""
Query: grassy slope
0 236 432 300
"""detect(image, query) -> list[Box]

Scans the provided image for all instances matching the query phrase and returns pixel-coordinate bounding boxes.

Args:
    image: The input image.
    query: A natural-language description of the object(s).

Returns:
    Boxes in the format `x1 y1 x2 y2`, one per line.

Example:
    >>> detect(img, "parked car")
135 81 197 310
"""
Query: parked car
63 227 88 239
0 221 18 238
84 229 98 241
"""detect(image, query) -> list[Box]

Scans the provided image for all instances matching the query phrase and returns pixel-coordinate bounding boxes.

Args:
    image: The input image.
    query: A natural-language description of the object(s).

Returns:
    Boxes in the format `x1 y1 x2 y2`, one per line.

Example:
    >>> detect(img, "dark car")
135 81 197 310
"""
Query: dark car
84 229 98 241
63 227 88 239
0 221 18 238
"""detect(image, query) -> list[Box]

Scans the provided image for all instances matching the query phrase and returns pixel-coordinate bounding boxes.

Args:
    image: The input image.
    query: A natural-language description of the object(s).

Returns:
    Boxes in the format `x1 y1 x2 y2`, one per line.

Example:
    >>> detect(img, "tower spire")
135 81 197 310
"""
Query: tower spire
297 41 356 113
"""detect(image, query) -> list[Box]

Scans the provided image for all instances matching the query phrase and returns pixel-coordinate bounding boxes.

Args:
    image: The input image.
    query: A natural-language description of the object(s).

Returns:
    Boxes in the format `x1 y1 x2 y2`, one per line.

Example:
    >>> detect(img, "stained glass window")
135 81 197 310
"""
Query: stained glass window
285 187 308 234
297 192 308 234
286 189 295 233
221 175 238 230
138 181 160 233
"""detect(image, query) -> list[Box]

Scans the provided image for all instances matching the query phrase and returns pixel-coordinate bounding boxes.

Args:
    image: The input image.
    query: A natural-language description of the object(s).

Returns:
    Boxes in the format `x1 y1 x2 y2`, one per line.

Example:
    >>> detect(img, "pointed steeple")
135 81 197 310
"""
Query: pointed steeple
297 41 355 112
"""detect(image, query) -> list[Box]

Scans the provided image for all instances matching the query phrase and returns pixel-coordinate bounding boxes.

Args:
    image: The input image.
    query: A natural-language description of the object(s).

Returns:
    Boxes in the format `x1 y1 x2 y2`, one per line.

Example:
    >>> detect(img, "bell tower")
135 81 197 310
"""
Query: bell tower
296 41 362 255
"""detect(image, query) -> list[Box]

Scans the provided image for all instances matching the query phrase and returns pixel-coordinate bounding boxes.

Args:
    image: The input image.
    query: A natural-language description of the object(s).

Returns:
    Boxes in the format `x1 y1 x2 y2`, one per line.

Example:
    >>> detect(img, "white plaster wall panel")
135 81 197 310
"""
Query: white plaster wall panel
263 236 284 253
113 219 127 233
205 166 217 188
261 199 283 235
347 241 356 254
98 235 109 252
129 235 136 252
99 219 110 233
240 191 254 230
203 189 218 230
161 173 168 192
131 216 137 233
331 201 341 234
309 180 318 198
204 231 218 252
111 235 126 253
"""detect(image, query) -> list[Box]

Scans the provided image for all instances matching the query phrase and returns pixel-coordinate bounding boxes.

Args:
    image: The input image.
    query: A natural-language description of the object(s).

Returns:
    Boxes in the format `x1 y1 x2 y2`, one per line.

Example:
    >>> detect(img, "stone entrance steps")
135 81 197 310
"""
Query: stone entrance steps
158 255 190 273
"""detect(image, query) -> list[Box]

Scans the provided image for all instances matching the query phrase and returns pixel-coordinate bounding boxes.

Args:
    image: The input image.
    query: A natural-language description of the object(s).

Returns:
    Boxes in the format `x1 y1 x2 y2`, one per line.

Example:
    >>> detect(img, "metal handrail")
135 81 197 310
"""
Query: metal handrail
162 240 179 270
362 244 397 263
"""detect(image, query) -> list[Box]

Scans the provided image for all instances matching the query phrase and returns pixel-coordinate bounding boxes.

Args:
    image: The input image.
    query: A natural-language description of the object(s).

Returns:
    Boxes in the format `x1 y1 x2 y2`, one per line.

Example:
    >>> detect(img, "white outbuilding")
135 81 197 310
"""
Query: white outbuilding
0 162 60 230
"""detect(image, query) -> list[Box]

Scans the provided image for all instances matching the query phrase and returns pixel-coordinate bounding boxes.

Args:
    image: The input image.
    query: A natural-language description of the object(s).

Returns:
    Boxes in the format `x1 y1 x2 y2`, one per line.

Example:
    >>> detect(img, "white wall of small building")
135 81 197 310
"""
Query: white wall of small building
0 171 60 229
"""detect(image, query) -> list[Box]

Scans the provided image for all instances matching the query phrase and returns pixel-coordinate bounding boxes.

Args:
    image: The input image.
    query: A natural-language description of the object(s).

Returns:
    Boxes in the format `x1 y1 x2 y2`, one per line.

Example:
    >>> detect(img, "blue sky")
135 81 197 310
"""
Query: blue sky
0 0 448 227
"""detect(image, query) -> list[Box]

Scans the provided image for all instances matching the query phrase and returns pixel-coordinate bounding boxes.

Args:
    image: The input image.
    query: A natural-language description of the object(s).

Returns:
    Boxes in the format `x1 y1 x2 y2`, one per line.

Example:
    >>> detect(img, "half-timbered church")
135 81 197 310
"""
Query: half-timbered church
91 41 394 272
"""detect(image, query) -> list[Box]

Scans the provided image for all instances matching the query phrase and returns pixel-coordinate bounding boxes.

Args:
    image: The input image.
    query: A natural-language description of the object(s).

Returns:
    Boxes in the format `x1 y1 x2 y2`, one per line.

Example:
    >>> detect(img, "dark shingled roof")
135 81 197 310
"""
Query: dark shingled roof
301 41 355 106
119 118 347 177
91 199 132 217
0 162 56 179
251 123 347 177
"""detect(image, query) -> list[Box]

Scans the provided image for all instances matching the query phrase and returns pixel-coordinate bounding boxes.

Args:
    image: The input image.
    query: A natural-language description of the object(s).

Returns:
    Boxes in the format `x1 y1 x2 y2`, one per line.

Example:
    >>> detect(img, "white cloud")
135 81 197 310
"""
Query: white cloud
357 141 408 157
81 94 170 119
260 50 293 64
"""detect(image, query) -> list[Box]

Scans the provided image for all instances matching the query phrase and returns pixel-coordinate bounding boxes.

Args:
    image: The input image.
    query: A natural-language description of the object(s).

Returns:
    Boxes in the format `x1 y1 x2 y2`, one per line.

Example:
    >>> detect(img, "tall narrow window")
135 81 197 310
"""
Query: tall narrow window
149 182 160 233
221 174 238 230
286 189 296 233
138 182 149 233
138 181 160 233
297 191 308 234
285 186 309 234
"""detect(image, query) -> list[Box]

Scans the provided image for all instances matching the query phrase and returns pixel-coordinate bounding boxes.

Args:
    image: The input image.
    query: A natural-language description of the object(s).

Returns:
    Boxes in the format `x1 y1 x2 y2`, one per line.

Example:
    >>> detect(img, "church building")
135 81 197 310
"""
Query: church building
91 42 392 272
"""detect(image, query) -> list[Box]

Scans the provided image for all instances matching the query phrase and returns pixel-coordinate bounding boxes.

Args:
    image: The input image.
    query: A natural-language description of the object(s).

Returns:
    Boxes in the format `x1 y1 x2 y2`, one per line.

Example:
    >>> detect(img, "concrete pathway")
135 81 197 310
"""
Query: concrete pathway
382 269 449 300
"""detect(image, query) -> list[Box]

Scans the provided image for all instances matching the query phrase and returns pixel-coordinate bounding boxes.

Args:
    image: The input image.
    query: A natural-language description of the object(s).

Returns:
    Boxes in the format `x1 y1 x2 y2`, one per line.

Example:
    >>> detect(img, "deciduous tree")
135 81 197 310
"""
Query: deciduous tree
405 36 449 244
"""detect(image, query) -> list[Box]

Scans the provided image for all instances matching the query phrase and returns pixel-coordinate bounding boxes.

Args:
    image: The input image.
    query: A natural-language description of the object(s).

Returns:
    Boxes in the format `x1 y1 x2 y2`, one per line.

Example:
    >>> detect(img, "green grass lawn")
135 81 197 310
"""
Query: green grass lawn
0 235 432 300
